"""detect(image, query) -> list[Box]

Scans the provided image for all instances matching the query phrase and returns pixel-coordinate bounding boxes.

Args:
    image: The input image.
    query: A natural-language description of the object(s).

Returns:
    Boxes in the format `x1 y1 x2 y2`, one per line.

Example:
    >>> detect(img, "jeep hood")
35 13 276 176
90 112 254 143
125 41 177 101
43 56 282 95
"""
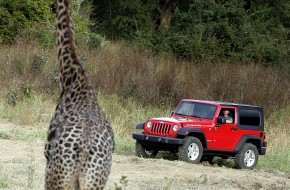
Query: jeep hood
148 117 212 126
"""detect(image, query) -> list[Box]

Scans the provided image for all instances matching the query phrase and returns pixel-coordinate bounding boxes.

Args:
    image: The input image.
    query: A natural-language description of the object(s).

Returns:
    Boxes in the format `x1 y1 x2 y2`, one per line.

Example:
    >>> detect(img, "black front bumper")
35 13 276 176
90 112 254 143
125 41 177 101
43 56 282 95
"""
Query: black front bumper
132 133 184 145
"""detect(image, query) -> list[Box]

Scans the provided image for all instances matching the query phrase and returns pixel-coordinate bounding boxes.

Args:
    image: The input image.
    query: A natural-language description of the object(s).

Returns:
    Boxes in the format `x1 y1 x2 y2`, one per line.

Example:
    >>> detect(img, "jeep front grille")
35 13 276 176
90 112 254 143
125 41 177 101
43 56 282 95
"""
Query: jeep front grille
150 122 171 135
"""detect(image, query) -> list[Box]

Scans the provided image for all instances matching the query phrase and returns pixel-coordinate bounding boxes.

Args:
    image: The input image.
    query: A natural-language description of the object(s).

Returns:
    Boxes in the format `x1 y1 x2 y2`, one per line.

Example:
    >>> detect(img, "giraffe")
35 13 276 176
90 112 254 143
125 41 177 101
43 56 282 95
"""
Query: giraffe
44 0 114 189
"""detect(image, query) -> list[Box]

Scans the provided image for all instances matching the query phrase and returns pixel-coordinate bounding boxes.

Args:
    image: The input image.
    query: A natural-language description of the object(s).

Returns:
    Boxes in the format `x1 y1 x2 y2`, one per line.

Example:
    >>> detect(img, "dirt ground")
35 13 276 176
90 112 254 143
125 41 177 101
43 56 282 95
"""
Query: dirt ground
0 124 289 190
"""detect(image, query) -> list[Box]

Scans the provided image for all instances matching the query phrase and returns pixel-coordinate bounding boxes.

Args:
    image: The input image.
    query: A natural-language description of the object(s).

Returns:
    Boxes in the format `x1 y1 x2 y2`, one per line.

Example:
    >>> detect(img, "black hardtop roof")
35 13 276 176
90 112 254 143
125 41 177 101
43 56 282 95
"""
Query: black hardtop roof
181 99 262 109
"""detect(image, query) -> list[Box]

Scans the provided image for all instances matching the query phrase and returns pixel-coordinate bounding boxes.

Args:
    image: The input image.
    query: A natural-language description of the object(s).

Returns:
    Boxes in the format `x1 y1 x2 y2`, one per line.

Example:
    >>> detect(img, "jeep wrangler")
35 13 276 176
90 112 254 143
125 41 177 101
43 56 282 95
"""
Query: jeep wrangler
132 99 267 169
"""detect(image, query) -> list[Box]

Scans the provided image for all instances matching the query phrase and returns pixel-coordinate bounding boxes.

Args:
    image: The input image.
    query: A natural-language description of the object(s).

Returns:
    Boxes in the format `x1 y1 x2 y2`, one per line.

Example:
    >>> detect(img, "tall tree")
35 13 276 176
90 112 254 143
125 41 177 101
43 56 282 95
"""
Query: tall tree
156 0 178 32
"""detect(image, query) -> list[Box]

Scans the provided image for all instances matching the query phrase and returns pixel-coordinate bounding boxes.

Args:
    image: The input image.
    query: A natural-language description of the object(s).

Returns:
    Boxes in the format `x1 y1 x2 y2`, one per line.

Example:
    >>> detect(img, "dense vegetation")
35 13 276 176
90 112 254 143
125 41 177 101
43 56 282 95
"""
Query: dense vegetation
1 0 289 64
92 0 289 64
0 0 54 44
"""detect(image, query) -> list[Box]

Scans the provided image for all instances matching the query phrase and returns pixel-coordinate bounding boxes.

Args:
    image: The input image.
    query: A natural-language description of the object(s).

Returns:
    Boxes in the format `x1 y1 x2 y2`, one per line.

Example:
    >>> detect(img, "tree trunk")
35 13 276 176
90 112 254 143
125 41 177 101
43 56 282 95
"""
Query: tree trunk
156 0 177 32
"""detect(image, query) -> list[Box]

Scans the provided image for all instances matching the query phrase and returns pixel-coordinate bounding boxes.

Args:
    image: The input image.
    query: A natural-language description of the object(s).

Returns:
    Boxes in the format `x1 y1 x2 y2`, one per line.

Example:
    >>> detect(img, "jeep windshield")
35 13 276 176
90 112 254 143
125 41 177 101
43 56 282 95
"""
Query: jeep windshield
174 101 217 119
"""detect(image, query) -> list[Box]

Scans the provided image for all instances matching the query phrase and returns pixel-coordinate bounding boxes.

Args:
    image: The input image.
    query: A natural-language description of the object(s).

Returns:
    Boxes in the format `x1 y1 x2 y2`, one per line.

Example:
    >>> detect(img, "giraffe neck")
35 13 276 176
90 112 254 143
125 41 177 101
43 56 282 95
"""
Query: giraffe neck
56 0 88 92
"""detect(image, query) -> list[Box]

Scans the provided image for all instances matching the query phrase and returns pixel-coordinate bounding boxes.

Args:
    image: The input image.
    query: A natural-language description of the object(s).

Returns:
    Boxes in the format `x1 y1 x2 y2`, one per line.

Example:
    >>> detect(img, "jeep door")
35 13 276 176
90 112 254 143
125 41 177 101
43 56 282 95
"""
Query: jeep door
212 107 238 150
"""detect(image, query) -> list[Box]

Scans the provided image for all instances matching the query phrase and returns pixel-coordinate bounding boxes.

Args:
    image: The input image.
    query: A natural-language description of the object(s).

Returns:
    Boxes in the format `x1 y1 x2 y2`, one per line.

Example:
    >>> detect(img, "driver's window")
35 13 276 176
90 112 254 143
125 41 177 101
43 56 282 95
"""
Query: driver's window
219 108 235 124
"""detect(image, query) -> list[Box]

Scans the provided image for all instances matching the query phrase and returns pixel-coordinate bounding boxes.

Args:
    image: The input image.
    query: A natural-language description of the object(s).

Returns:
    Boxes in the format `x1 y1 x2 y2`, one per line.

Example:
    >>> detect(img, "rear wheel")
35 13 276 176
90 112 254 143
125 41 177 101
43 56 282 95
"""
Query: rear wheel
135 141 158 158
235 143 258 170
178 137 203 164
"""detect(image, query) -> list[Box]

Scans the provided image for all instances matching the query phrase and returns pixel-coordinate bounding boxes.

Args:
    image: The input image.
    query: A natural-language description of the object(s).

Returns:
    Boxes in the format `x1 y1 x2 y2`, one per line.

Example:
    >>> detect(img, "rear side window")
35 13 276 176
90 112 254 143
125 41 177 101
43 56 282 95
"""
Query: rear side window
239 110 260 126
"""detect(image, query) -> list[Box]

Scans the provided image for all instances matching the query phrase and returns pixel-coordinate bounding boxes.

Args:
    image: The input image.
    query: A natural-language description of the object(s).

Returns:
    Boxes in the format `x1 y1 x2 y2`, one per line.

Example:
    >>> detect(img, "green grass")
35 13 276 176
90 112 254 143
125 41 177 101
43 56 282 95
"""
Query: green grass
0 165 10 188
0 93 54 127
0 131 12 139
98 93 173 139
0 179 9 189
13 127 47 142
258 149 290 173
114 138 135 155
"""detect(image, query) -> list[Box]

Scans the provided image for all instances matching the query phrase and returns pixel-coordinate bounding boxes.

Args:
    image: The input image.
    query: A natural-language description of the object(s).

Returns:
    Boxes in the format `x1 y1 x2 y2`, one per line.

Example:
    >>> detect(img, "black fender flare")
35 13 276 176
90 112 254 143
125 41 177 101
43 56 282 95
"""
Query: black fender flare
136 123 145 130
234 135 262 152
176 128 208 148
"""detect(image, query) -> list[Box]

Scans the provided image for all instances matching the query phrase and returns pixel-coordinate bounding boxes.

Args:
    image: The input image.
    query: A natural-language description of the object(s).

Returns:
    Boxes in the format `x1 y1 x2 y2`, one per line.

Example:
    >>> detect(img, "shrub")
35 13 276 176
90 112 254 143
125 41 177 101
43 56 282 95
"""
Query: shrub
0 0 54 44
5 85 35 106
91 0 289 65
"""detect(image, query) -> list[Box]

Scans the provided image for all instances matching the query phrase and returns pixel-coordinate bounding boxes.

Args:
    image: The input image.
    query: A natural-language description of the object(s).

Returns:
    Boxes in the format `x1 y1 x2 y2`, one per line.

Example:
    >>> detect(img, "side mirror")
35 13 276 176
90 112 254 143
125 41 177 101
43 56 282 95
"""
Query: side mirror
217 116 226 124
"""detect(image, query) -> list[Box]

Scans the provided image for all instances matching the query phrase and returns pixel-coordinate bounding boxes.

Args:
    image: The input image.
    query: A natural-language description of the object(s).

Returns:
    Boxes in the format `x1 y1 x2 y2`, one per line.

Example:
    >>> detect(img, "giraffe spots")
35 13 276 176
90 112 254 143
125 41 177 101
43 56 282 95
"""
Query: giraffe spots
64 31 69 38
75 125 82 130
57 23 62 30
63 64 70 71
67 137 75 142
63 55 69 62
58 49 62 59
63 39 70 46
65 77 72 86
64 143 71 148
69 116 75 122
62 133 69 138
97 153 104 158
65 104 72 110
47 128 57 141
58 11 66 21
72 72 77 83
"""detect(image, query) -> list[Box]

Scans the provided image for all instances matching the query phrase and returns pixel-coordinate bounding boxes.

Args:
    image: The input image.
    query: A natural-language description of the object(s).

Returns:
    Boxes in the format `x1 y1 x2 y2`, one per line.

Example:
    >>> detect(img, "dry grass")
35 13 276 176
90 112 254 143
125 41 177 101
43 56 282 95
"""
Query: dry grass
85 43 290 117
1 41 290 118
265 106 290 154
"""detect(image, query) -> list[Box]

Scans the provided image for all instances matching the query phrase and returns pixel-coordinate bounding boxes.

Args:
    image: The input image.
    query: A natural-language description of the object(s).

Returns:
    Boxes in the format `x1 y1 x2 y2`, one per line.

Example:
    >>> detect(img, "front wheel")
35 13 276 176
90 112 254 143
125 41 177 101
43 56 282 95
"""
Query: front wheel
135 141 158 158
235 143 259 170
178 137 203 164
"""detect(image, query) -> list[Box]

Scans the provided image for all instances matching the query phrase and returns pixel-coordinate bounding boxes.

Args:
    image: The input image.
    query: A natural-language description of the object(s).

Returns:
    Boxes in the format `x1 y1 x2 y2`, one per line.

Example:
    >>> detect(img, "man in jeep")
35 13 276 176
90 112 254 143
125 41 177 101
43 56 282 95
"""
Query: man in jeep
222 109 233 123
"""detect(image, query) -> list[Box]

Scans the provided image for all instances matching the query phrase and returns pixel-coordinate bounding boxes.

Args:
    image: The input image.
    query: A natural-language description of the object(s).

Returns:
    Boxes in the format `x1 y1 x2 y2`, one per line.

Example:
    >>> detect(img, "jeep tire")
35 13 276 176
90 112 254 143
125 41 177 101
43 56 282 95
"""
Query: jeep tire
235 143 258 170
135 141 158 158
178 137 203 164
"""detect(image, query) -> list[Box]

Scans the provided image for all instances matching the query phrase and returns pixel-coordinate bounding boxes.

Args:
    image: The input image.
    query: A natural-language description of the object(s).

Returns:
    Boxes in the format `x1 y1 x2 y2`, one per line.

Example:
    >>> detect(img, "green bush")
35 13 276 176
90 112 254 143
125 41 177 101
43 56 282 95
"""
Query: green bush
91 0 156 40
5 85 35 106
0 0 100 48
0 0 54 44
149 0 289 64
91 0 289 65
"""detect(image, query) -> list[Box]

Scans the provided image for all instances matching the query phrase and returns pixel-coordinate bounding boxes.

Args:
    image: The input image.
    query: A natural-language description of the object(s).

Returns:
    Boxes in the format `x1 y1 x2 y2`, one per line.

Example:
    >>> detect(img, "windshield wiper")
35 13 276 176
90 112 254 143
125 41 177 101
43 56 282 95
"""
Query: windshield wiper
191 115 202 118
175 113 186 117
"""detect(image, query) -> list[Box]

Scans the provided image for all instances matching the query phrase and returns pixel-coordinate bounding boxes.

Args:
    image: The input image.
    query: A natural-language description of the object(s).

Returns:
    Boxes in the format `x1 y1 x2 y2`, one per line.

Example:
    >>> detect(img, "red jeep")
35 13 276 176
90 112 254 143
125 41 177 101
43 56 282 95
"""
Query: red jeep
132 99 267 169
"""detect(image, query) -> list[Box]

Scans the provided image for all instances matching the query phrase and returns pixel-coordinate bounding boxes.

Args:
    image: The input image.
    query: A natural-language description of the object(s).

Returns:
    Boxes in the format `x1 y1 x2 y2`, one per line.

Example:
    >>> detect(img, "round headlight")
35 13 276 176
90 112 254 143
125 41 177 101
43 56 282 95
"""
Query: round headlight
146 121 152 128
173 124 178 131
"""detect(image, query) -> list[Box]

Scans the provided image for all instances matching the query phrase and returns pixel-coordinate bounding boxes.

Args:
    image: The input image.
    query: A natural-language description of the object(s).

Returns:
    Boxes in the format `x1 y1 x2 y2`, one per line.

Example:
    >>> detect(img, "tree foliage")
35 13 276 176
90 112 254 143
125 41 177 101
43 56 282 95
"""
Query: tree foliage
0 0 288 64
0 0 106 48
0 0 54 43
92 0 289 64
90 0 156 39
